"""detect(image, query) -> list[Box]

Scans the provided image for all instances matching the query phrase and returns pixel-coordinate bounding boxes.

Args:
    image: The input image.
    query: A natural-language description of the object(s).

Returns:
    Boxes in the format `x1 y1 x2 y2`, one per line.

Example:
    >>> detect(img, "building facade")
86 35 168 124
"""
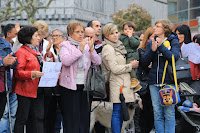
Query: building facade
0 0 168 32
168 0 200 34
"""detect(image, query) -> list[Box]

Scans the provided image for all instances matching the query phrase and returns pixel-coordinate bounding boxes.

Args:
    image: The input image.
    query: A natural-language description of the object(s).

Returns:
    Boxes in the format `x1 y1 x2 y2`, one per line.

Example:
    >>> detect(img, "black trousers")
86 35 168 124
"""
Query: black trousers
60 85 90 133
0 91 6 119
14 93 44 133
44 90 62 133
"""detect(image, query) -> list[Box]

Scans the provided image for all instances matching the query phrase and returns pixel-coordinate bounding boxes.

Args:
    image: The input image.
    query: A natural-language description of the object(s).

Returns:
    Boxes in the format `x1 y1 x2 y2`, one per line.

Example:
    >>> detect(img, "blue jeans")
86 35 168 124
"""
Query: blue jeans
111 103 123 133
0 93 18 133
149 85 175 133
54 106 63 133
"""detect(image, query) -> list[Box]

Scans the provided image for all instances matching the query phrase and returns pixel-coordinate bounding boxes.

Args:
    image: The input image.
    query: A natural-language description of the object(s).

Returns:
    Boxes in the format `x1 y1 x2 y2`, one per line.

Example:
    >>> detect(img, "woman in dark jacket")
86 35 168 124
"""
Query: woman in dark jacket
141 19 180 133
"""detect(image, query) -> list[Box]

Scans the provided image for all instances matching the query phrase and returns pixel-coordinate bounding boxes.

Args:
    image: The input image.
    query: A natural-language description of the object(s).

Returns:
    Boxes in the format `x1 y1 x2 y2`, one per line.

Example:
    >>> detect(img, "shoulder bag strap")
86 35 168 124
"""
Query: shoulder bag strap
22 47 43 70
161 54 178 91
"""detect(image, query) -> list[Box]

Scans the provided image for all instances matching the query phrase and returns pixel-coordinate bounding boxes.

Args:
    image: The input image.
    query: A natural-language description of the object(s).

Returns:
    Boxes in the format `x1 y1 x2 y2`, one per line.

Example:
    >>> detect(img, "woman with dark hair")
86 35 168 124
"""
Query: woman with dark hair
14 26 44 133
175 25 200 81
136 27 155 133
141 19 180 133
175 24 192 47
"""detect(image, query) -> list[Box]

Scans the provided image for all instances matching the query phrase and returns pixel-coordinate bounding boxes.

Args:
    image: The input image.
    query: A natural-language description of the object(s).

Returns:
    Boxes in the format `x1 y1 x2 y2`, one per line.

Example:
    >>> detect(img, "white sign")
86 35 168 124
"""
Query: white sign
38 62 62 87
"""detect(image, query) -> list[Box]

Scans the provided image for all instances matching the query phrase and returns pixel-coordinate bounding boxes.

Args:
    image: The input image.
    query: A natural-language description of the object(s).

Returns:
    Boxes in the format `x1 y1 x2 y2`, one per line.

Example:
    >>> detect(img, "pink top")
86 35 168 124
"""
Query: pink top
59 41 101 90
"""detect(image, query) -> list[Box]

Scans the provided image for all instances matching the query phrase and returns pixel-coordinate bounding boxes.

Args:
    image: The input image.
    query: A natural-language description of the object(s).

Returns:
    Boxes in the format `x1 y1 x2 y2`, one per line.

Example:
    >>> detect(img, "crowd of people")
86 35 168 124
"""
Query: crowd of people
0 18 200 133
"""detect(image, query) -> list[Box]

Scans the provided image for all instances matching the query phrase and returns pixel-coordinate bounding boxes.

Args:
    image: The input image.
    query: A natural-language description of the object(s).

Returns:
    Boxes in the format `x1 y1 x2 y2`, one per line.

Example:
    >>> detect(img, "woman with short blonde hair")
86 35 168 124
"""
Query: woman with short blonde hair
32 20 49 37
102 23 137 133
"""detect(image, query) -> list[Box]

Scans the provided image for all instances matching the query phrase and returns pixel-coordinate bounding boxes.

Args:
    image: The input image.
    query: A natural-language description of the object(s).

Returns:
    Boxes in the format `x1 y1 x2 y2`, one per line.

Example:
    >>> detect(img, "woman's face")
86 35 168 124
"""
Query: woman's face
37 31 45 43
107 29 119 43
176 30 185 44
148 34 155 42
70 26 84 42
153 23 165 37
30 32 40 47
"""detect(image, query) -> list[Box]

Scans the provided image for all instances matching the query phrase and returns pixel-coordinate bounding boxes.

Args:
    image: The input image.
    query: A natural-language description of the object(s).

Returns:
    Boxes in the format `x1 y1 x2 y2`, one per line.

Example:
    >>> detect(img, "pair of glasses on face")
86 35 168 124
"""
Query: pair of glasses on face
51 35 63 38
155 25 163 28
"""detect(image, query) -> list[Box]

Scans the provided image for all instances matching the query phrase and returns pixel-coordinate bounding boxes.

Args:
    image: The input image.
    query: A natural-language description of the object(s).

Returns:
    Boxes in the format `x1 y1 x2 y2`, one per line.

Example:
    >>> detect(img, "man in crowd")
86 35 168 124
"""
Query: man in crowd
87 20 102 54
0 23 19 133
0 24 18 132
87 20 107 133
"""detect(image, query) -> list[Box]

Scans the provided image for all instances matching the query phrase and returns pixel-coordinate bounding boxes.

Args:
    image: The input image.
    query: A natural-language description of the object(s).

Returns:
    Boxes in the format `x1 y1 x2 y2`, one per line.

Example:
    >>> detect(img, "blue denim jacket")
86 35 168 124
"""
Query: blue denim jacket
0 38 18 91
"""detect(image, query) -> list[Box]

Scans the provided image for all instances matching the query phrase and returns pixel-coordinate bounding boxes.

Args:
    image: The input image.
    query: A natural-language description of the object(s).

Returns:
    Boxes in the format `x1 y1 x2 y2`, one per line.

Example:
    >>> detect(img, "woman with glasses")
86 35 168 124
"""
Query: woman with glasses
44 29 66 133
141 19 180 133
59 20 101 133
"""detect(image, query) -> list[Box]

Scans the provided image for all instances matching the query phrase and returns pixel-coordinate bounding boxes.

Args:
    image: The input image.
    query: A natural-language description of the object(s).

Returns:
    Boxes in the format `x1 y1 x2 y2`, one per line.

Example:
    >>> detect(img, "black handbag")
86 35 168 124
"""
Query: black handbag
168 55 192 82
84 64 107 99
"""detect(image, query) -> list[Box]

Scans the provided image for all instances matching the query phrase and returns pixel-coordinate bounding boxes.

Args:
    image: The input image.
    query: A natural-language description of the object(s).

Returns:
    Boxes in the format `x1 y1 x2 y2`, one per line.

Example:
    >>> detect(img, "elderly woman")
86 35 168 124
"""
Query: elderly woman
102 23 137 133
141 19 180 133
59 20 101 133
13 26 44 133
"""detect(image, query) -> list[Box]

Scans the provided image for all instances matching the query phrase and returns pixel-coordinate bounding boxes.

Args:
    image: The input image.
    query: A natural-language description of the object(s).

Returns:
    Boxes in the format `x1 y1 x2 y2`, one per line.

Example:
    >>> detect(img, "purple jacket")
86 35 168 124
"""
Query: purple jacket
59 41 101 90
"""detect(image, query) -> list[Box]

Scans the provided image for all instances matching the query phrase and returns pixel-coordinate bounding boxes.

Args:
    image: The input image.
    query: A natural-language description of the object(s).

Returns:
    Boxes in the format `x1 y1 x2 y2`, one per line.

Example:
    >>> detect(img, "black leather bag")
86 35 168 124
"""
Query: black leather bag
84 64 107 99
168 57 192 82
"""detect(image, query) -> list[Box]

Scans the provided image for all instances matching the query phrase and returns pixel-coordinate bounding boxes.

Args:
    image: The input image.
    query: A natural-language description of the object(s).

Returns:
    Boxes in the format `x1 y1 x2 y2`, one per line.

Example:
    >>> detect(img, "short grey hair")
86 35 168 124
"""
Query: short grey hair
51 28 67 37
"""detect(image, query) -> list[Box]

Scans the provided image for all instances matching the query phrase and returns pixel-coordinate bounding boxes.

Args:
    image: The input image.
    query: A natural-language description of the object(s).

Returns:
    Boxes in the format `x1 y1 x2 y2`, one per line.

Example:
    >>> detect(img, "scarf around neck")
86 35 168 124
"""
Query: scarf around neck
103 38 127 55
68 36 89 69
25 44 43 66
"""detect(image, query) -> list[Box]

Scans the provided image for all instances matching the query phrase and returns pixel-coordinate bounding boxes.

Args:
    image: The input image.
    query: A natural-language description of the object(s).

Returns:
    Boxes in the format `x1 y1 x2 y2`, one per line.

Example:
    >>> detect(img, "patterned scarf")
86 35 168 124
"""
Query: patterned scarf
102 38 127 56
68 37 89 69
25 44 43 65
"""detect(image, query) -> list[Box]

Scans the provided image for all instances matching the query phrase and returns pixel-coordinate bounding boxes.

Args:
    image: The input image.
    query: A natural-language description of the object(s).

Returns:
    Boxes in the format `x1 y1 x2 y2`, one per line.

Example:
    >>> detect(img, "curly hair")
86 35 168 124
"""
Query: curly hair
155 19 173 37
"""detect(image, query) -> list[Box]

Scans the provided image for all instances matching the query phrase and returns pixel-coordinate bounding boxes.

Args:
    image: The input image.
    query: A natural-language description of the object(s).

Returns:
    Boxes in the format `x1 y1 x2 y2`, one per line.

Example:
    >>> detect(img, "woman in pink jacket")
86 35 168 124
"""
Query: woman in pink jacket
59 20 101 133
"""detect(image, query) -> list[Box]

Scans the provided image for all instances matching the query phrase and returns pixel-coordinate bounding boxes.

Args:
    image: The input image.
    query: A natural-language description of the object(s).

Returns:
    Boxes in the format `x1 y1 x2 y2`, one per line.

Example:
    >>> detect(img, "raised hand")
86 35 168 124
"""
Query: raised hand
15 23 21 32
127 30 133 38
79 38 88 52
3 52 17 66
88 37 95 53
151 38 158 52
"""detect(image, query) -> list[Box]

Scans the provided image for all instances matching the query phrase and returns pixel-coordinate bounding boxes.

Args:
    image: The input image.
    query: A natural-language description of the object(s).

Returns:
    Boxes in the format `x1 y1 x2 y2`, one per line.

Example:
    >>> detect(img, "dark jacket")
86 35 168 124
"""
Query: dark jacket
119 34 140 60
141 32 180 85
0 38 18 92
137 48 150 82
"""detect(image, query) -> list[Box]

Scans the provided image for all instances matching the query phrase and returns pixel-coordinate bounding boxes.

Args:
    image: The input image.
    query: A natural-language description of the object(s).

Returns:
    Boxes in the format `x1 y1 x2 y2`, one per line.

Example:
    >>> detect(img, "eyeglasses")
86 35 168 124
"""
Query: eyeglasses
74 31 84 34
154 25 163 28
51 35 63 38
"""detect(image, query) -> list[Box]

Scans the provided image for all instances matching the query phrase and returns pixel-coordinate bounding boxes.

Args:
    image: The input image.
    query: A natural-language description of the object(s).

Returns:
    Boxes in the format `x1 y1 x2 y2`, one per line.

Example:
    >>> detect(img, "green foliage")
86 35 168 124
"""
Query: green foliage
111 3 152 32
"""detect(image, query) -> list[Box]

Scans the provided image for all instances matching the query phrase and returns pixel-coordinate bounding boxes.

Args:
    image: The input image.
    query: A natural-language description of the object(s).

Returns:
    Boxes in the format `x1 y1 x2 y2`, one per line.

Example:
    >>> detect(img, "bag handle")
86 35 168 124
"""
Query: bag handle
44 52 55 62
161 54 178 91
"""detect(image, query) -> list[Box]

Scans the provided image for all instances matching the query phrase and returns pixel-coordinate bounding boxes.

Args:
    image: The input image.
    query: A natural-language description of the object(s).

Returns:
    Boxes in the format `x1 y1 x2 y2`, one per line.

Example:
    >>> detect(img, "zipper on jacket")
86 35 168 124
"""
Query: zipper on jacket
157 53 159 84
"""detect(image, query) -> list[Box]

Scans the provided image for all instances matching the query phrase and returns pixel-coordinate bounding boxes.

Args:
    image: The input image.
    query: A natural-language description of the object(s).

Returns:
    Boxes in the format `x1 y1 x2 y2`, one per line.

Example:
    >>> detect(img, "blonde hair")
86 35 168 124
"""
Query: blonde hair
67 20 85 36
32 20 49 37
102 23 118 38
155 19 172 37
138 27 154 50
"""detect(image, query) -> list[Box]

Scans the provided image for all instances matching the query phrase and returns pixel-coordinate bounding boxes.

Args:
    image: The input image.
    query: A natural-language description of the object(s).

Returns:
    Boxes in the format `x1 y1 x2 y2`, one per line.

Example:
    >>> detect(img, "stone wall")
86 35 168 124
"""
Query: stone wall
0 0 168 32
